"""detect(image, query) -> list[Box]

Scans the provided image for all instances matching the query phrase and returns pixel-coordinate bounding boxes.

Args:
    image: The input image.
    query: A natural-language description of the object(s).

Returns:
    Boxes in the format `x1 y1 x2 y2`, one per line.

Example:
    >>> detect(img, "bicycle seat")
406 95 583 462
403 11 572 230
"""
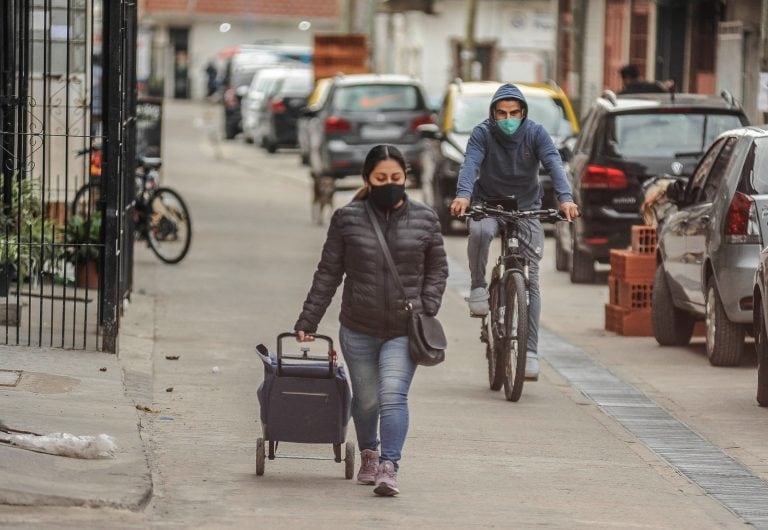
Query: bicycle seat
484 195 518 211
139 156 162 170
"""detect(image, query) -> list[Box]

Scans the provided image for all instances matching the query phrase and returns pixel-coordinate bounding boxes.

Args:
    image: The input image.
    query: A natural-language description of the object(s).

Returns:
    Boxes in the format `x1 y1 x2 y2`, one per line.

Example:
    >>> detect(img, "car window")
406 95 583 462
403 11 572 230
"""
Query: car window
280 71 313 94
610 112 743 159
698 137 737 203
525 94 569 136
687 138 725 202
745 138 768 194
334 84 422 112
452 94 490 133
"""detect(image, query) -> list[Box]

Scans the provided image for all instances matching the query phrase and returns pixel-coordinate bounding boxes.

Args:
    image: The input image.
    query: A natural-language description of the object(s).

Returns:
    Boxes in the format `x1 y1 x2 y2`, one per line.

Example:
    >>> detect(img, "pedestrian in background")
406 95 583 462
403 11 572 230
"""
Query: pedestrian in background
295 144 449 497
619 64 668 94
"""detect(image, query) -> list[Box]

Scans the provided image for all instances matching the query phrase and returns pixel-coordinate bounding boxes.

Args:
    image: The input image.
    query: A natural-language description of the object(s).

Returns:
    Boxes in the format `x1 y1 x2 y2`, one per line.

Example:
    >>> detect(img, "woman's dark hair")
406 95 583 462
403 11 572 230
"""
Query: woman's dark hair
362 144 408 182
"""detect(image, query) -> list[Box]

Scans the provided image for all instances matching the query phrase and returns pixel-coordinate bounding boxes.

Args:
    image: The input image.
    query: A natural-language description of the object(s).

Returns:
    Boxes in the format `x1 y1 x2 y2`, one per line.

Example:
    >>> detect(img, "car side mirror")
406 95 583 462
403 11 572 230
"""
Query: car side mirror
665 178 687 205
417 123 442 140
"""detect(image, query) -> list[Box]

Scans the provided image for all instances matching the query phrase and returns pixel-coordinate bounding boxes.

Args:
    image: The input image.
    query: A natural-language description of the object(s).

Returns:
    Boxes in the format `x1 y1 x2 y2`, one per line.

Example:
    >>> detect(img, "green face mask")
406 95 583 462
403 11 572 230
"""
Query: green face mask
497 118 522 135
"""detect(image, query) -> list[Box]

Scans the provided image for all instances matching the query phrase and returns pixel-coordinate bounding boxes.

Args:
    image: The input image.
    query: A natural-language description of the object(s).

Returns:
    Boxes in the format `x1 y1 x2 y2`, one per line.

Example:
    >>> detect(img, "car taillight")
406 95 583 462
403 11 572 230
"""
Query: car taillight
581 165 628 189
724 191 759 244
325 116 351 133
411 114 434 130
224 86 237 107
270 99 286 113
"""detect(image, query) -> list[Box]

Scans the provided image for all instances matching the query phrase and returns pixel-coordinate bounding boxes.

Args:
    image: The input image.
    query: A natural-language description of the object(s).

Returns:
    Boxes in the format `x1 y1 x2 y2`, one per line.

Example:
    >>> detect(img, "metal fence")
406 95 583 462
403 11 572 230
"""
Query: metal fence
0 0 136 352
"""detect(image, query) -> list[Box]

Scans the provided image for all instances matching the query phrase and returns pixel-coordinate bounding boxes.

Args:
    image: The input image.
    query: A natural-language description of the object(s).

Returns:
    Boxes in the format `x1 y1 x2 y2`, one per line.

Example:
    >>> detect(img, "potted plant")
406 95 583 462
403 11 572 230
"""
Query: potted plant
65 212 101 289
0 176 61 294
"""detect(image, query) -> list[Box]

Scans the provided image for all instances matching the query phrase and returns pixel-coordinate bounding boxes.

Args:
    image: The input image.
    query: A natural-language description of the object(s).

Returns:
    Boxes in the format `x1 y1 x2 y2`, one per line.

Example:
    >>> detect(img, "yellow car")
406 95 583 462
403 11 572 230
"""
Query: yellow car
419 79 579 231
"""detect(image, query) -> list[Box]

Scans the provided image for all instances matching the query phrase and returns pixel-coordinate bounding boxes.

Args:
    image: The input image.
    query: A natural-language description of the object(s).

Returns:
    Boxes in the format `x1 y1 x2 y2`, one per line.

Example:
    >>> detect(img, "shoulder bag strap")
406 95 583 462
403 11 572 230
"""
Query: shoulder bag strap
364 202 412 310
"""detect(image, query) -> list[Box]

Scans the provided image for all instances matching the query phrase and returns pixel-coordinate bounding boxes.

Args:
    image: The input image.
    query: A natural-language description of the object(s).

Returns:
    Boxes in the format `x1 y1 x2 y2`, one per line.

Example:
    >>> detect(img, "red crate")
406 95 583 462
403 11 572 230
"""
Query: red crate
631 225 657 255
608 276 654 309
605 304 653 336
609 250 656 282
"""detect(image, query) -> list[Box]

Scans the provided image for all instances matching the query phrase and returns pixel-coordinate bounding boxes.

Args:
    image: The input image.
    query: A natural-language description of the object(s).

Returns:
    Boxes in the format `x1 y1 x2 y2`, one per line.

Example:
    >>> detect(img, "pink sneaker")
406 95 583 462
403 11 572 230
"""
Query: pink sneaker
373 460 399 496
357 449 379 485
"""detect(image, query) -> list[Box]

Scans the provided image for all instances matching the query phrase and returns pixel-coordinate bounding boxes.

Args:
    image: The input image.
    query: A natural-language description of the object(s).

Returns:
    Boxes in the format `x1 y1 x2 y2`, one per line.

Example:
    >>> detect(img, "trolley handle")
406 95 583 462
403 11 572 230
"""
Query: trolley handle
276 332 336 377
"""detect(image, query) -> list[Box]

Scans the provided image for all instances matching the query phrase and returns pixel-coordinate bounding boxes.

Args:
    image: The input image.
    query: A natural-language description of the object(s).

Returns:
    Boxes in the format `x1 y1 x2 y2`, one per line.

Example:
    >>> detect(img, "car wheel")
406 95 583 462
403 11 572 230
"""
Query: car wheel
554 231 568 272
266 140 278 154
569 228 595 283
651 264 694 346
705 277 744 366
755 296 768 406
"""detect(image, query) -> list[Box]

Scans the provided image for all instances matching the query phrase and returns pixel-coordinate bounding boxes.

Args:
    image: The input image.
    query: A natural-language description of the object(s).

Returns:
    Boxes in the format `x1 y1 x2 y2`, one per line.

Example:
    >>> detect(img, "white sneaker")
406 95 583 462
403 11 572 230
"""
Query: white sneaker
466 287 489 317
525 354 540 381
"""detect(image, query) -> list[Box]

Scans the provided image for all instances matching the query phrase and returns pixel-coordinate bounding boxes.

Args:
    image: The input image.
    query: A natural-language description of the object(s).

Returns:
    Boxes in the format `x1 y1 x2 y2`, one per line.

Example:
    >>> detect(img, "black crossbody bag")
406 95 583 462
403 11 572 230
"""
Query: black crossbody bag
364 202 446 366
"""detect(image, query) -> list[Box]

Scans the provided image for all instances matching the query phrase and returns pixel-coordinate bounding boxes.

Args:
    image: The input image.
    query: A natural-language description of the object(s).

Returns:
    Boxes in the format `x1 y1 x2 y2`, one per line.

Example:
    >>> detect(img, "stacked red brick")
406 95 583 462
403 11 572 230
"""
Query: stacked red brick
605 226 656 336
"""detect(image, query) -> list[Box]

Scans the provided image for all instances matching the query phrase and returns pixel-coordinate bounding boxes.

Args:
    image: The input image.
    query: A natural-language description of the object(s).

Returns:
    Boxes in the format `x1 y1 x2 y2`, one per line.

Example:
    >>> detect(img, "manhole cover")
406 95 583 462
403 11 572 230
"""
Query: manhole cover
0 370 22 387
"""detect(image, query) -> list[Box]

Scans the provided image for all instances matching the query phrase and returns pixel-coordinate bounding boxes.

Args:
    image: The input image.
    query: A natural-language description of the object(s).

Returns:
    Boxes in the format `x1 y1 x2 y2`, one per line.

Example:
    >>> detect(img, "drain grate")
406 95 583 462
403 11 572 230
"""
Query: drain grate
540 328 768 529
0 369 22 387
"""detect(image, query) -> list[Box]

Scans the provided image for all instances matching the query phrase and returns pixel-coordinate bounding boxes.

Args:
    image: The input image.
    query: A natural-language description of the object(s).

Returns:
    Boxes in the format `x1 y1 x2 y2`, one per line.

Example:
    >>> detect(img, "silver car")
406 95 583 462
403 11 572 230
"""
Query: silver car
653 126 767 367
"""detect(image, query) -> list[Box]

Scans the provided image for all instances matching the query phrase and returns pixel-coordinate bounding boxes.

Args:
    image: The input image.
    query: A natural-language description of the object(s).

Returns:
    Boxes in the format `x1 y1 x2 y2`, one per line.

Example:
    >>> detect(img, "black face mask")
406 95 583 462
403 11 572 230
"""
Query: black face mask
368 183 406 210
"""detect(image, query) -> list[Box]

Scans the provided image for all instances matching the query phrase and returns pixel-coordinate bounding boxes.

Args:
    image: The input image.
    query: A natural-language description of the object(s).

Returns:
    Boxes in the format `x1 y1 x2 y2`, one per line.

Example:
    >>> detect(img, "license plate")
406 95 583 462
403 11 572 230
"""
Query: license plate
360 124 403 140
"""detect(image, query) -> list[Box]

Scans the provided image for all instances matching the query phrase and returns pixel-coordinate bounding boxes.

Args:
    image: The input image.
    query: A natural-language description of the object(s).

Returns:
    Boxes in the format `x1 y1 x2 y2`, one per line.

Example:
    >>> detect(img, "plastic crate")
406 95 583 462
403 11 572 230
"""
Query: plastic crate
605 304 653 336
608 275 654 309
609 250 656 282
631 225 657 255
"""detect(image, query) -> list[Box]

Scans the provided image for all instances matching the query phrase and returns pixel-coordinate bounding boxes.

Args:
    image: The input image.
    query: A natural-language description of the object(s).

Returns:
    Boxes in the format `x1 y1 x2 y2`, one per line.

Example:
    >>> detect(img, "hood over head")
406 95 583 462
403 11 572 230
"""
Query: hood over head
489 83 528 122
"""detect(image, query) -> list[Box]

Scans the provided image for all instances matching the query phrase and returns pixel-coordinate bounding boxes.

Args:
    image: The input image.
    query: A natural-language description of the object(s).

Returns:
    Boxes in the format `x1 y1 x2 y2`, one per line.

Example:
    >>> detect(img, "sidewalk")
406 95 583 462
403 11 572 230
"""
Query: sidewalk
0 342 152 509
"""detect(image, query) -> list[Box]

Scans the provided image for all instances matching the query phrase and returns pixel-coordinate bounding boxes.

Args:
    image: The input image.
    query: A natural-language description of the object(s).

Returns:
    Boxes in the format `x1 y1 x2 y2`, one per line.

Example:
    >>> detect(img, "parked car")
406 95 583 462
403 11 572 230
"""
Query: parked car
221 48 301 139
298 78 332 165
417 79 580 232
241 66 294 144
653 126 767 367
553 91 748 283
258 68 314 153
304 74 433 181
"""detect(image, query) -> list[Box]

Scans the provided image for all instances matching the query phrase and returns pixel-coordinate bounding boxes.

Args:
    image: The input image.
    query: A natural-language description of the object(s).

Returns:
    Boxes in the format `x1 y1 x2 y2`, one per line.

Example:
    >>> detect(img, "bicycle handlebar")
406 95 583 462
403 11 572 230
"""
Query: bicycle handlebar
457 204 567 224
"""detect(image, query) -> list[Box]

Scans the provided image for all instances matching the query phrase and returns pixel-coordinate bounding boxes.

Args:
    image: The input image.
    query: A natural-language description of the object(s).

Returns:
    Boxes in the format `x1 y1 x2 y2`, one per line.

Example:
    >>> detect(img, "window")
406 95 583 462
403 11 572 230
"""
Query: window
698 137 737 203
745 138 768 194
687 138 724 202
334 85 422 112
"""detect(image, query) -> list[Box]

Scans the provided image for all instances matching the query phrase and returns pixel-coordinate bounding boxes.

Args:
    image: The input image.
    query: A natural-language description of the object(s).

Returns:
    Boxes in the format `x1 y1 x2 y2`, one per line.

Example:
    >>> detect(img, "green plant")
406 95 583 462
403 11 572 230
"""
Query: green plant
65 212 101 262
0 175 62 281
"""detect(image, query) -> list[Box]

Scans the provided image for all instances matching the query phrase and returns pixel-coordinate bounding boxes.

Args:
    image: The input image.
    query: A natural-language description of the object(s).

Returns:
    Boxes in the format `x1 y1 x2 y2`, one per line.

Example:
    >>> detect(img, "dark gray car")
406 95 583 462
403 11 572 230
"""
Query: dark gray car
304 74 433 180
653 126 768 367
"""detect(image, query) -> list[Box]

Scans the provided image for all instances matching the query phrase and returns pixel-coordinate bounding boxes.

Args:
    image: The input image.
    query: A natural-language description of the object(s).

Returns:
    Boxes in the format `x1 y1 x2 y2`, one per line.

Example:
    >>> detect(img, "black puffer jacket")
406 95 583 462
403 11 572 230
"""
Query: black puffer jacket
295 196 448 340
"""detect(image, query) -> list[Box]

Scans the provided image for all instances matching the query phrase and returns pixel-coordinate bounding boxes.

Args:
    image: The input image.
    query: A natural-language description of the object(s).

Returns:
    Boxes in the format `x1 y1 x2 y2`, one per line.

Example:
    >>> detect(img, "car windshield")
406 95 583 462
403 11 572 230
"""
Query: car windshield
610 112 743 158
452 93 569 135
334 84 421 112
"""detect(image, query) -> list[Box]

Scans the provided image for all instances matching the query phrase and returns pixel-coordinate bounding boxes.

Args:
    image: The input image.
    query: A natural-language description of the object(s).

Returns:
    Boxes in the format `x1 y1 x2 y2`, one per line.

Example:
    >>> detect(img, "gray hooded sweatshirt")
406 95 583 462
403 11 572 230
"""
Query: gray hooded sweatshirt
456 83 573 210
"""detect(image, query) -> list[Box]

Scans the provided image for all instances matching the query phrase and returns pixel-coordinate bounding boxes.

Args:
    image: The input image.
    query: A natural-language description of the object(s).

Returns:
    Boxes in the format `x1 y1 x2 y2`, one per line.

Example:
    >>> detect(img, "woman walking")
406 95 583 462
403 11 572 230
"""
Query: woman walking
295 144 448 496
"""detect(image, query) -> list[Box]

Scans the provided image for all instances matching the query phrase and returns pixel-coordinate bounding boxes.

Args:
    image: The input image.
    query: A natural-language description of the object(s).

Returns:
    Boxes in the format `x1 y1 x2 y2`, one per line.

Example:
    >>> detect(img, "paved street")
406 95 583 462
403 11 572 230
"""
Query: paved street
3 100 768 528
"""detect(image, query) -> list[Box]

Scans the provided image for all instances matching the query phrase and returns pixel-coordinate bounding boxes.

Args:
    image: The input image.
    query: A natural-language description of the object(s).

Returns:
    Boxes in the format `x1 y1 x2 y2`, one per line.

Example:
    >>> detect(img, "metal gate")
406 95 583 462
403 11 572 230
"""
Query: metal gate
0 0 136 352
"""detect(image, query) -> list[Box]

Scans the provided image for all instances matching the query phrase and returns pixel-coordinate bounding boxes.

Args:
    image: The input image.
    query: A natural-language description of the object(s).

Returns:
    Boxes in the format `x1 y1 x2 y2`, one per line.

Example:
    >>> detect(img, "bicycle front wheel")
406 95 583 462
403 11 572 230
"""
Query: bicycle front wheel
501 271 528 402
146 187 192 264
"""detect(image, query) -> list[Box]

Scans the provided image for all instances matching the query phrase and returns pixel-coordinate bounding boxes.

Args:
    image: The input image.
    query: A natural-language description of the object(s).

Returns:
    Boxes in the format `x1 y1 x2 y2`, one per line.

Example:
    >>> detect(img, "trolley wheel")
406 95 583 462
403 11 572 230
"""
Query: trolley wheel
256 437 266 476
344 442 355 480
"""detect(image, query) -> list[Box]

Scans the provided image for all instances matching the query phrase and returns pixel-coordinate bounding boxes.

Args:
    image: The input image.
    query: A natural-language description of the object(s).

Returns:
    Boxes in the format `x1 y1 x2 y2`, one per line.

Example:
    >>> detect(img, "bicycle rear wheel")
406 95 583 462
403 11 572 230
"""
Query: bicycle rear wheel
501 271 528 402
146 187 192 264
70 182 100 218
486 280 503 391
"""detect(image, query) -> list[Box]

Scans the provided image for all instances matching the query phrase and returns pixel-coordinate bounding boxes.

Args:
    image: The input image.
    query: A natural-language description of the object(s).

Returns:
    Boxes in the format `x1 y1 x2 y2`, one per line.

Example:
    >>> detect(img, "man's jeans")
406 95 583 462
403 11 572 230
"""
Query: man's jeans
468 217 544 356
339 325 416 468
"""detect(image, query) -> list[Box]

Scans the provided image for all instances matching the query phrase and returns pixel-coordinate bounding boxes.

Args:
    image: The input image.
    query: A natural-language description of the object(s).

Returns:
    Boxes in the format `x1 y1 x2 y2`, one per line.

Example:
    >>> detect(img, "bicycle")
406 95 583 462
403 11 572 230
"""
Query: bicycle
71 150 192 264
460 197 564 402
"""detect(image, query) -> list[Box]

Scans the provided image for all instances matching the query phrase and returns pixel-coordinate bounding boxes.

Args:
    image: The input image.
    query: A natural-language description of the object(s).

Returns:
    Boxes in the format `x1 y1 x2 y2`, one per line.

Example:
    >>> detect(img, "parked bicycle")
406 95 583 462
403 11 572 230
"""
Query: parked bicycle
71 149 192 264
460 198 563 402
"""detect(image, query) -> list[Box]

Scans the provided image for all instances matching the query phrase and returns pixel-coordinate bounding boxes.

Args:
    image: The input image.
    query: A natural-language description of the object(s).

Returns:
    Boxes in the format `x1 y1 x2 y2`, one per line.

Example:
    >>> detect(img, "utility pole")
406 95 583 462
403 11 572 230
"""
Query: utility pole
462 0 478 80
570 0 587 116
762 0 768 121
340 0 357 33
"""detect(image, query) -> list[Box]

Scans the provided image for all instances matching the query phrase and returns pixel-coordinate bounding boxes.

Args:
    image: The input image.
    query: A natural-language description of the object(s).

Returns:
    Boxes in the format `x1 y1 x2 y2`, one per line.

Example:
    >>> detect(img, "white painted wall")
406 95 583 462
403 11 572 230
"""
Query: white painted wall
375 0 558 101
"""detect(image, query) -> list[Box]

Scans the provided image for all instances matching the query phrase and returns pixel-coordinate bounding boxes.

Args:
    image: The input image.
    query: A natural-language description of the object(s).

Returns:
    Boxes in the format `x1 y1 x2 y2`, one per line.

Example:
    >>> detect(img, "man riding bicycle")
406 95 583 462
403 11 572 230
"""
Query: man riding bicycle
449 83 579 381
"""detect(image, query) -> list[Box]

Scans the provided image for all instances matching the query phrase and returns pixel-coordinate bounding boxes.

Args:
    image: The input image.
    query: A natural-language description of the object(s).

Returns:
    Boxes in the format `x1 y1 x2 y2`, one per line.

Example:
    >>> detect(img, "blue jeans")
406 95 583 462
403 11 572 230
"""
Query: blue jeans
339 325 416 469
468 217 544 356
